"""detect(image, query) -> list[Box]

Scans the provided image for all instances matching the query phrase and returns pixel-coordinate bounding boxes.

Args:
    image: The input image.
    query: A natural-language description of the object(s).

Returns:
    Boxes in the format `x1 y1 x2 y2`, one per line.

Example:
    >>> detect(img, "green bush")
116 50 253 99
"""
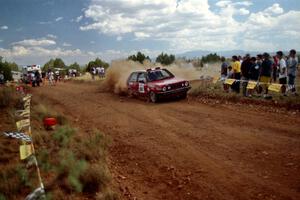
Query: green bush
53 126 75 147
57 149 87 192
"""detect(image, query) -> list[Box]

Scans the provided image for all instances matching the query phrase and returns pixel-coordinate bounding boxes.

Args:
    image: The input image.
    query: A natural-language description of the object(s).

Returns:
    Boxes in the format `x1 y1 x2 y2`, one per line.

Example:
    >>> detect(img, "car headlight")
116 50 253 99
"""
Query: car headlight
167 86 171 90
181 83 185 87
162 86 166 92
185 81 189 87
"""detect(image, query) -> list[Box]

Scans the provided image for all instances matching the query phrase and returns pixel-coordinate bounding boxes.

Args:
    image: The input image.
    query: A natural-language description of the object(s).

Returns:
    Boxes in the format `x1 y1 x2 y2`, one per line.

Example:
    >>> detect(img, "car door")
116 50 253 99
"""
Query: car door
137 72 148 97
128 72 138 95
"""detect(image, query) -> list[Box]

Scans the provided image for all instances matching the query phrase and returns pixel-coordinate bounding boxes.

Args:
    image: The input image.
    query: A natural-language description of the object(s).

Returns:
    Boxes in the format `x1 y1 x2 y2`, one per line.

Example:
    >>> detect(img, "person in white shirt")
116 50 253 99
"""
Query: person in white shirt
276 51 287 95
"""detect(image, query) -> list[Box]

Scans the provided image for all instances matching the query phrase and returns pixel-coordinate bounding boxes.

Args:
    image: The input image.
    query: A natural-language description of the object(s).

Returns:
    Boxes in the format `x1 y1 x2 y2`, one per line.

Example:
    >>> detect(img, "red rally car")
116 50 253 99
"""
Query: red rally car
127 67 191 103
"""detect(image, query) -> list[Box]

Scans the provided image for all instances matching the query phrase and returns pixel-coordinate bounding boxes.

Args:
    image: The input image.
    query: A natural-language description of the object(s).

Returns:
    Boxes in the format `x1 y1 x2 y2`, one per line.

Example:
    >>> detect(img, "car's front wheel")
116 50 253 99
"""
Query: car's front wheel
149 91 158 103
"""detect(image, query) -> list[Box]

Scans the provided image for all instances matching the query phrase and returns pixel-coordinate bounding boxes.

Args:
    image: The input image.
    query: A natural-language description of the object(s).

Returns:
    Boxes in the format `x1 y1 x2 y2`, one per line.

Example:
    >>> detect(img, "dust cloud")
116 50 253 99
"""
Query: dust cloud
101 59 220 94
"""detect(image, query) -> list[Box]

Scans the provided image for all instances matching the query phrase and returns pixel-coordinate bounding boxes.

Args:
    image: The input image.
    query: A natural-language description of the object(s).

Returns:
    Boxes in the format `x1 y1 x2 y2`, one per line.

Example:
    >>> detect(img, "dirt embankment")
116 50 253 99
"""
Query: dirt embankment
32 81 300 200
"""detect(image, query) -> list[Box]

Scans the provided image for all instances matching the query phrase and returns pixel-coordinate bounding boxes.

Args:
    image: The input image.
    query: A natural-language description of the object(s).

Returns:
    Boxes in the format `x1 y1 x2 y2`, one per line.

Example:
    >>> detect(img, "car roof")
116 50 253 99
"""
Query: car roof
132 68 164 73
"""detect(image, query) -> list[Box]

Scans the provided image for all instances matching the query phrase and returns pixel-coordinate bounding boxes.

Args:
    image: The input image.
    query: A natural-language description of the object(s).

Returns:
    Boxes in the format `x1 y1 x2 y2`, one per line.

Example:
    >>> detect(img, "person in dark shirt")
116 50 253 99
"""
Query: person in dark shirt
220 57 228 78
249 57 260 81
259 53 273 96
35 70 41 87
248 57 260 97
241 54 252 96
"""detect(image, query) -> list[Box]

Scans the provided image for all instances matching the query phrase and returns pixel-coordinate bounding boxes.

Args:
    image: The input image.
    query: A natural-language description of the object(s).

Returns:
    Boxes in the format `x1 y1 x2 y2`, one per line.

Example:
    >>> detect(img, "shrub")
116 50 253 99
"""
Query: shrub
74 131 110 161
0 87 18 108
53 126 75 147
80 163 111 194
56 149 87 192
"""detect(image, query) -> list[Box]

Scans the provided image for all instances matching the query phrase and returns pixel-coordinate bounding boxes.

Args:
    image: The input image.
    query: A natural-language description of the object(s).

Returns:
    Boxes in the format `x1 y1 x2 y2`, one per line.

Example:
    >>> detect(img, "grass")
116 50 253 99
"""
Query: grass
0 87 117 199
0 87 21 108
189 80 300 111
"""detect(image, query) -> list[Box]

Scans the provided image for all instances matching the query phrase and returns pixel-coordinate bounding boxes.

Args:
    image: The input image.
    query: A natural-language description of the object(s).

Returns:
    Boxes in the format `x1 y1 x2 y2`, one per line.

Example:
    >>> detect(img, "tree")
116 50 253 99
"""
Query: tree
53 58 66 68
43 58 66 71
68 62 81 72
86 58 109 72
0 58 13 81
201 53 221 63
128 52 150 63
156 52 175 65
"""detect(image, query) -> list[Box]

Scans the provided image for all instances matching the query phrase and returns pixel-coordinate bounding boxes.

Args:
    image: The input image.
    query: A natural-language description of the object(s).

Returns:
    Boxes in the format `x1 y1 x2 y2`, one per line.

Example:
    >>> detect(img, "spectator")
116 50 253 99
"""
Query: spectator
256 54 264 94
248 57 260 97
287 49 298 95
35 70 41 87
277 51 287 95
220 57 228 80
231 55 241 93
259 53 272 97
91 67 96 80
272 56 279 82
48 70 54 86
0 71 4 85
241 54 251 96
31 72 36 87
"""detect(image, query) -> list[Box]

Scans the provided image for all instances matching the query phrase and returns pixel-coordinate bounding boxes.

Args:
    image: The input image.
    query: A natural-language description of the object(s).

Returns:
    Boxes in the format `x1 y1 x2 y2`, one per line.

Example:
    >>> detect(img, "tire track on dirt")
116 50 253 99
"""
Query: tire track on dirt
32 82 300 200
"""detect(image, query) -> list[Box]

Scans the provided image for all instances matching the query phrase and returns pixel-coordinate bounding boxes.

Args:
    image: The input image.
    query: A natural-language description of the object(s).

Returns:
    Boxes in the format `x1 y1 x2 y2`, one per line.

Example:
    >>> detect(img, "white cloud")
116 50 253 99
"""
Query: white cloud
76 15 83 22
0 40 3 42
46 34 57 39
12 38 56 46
238 8 250 15
216 1 231 7
116 36 123 41
55 17 63 22
90 41 95 44
62 42 72 47
0 44 146 65
79 0 300 52
38 21 52 25
1 25 8 30
265 3 284 15
234 1 252 7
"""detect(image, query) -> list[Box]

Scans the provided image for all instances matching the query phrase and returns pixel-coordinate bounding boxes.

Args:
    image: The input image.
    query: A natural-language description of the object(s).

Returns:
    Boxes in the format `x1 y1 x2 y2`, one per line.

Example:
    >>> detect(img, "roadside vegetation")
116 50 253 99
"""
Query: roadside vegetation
189 79 300 111
0 87 117 200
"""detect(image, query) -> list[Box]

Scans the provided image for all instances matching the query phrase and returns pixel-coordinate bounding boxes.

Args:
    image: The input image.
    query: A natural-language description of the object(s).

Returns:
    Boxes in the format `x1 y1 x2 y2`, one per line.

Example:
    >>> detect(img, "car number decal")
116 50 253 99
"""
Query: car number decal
139 83 145 93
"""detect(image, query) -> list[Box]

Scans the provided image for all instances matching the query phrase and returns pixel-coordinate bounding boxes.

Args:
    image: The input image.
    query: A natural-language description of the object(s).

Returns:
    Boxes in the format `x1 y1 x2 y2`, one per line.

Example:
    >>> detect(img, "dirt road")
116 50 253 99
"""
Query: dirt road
33 82 300 200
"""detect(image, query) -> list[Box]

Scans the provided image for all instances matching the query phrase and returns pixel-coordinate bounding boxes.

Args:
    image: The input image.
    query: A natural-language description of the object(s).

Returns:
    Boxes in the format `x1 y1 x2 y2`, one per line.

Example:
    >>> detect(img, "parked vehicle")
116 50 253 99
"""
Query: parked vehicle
21 65 42 84
127 67 191 103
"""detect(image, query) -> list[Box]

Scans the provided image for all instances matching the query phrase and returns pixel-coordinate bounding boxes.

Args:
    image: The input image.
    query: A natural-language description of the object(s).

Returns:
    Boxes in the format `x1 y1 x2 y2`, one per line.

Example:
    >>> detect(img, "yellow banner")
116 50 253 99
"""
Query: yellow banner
23 95 32 102
20 145 33 160
224 79 236 85
16 119 30 131
16 110 30 118
24 100 30 108
268 83 282 93
247 81 257 90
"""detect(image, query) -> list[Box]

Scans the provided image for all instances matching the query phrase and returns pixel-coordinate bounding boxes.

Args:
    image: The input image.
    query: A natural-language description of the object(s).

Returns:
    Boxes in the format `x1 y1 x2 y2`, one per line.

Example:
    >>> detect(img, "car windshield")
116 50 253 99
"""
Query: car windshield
147 69 174 82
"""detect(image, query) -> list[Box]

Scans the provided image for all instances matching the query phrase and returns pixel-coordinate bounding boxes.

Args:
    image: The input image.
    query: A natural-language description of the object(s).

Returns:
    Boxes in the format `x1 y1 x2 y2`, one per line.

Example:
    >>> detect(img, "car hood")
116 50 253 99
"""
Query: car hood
149 78 186 86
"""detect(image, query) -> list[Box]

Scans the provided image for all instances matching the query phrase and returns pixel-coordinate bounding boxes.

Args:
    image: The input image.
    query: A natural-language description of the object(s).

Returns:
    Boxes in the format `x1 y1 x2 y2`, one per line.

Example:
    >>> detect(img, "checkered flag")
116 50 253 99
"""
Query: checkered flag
2 132 32 142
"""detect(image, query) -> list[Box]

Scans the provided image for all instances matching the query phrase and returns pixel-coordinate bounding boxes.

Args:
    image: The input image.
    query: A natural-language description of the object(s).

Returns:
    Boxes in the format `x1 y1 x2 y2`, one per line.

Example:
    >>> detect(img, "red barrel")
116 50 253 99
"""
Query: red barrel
43 117 57 129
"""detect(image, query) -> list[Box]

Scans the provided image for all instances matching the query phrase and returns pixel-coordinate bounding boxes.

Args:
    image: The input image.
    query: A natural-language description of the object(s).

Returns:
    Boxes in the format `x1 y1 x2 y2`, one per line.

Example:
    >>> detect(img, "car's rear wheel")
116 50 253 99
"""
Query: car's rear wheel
149 91 158 103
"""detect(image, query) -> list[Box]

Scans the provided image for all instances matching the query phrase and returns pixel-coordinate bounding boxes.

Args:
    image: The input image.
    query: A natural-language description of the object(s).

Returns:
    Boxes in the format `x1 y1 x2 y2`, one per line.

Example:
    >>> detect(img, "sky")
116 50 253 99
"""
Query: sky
0 0 300 65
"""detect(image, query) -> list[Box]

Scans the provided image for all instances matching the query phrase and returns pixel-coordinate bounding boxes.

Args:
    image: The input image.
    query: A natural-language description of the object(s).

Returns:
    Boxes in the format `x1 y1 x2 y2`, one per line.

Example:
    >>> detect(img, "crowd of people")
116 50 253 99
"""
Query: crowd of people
91 67 105 80
220 49 298 97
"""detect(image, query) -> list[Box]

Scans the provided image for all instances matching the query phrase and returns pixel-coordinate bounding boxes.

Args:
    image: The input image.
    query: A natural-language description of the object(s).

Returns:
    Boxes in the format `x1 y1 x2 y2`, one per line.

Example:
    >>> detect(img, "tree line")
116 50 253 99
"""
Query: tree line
127 51 176 65
0 56 19 81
